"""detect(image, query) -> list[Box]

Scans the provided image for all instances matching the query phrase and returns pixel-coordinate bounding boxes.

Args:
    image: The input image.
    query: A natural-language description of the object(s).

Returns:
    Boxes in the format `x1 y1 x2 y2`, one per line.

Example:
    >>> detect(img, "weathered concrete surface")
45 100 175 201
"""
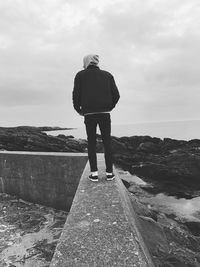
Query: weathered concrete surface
0 152 87 211
50 154 154 267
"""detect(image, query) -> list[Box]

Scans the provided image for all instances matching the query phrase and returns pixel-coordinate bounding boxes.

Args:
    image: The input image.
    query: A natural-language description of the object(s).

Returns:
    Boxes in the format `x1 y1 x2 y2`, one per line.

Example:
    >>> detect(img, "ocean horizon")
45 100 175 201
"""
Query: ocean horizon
48 119 200 141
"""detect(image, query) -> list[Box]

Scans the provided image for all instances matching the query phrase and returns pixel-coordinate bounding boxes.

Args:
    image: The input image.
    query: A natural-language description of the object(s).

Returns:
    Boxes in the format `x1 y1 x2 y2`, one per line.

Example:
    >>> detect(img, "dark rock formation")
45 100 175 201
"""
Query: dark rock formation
184 221 200 236
138 215 170 256
111 135 200 198
128 189 200 267
0 126 87 152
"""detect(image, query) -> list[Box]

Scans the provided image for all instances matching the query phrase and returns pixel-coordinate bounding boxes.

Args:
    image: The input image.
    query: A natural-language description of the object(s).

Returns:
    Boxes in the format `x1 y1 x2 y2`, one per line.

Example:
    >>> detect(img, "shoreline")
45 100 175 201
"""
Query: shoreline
0 125 200 199
0 125 200 266
46 119 200 141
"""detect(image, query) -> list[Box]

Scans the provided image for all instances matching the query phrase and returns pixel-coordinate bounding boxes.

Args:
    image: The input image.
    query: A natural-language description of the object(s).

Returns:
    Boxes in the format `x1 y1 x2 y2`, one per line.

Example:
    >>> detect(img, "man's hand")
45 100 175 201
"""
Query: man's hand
78 111 84 116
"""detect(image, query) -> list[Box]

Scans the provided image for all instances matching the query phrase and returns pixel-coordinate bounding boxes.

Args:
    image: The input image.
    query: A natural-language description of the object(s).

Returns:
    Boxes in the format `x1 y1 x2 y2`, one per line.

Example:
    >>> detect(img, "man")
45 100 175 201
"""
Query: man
72 54 120 182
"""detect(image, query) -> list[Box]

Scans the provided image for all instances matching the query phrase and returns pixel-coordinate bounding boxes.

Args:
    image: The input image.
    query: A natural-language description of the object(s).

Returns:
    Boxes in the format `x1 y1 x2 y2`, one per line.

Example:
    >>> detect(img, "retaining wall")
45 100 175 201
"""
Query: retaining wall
0 151 88 211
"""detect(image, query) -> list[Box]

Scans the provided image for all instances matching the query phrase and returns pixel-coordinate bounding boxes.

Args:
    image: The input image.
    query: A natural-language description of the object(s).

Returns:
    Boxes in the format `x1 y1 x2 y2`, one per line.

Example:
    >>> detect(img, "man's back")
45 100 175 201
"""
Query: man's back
73 65 119 115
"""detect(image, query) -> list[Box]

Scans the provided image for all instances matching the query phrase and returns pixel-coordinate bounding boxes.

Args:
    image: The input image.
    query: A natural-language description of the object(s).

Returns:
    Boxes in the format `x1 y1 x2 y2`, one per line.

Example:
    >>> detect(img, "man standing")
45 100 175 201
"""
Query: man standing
72 54 120 182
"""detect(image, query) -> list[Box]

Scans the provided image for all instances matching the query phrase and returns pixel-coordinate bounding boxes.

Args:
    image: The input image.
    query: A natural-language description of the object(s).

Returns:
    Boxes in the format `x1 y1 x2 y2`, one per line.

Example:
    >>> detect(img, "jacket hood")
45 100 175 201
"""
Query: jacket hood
83 54 99 69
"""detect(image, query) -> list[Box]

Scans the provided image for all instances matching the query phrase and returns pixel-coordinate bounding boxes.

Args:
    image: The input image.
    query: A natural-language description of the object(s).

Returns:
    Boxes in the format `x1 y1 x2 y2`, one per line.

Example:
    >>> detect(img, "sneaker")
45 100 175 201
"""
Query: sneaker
106 174 115 181
88 174 98 182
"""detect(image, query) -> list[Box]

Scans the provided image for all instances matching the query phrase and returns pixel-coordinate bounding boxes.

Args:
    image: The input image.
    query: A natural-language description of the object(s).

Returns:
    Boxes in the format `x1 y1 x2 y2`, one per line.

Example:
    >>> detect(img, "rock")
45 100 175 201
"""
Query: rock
164 224 200 253
0 126 86 152
184 221 200 236
137 142 161 154
162 138 187 151
131 162 170 179
162 255 196 267
111 136 128 154
0 193 67 266
129 193 157 220
119 135 161 151
112 135 200 198
57 134 74 139
188 139 200 147
121 179 130 189
138 215 170 257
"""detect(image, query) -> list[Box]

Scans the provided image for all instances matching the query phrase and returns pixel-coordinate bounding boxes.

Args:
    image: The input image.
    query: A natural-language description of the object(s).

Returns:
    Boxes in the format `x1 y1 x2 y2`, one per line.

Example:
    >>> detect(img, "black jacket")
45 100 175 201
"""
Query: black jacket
72 65 120 115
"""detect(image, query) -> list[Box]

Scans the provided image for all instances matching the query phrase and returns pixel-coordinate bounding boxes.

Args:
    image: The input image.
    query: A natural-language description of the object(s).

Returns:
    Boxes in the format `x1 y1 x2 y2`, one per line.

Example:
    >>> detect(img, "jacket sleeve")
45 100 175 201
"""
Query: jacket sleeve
72 73 82 114
110 75 120 109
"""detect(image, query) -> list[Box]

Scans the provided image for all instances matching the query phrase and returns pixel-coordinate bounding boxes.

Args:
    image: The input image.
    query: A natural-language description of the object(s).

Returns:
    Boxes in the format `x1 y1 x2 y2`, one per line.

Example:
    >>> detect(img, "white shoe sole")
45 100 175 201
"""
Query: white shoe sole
106 176 115 181
88 177 99 182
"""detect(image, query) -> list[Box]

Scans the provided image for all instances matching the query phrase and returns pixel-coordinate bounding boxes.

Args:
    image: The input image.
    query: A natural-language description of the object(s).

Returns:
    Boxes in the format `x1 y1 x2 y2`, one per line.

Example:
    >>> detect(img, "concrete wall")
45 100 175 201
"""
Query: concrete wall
50 154 154 267
0 152 88 211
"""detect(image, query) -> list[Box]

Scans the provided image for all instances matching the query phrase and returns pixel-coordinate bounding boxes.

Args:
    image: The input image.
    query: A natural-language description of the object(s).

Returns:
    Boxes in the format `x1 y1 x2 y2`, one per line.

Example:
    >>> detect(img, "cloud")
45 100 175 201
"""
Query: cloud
0 0 199 126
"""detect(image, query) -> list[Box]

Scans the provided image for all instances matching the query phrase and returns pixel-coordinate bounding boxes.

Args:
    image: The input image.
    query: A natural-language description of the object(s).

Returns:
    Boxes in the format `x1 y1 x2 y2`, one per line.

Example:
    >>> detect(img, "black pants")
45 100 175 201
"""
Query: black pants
84 113 113 173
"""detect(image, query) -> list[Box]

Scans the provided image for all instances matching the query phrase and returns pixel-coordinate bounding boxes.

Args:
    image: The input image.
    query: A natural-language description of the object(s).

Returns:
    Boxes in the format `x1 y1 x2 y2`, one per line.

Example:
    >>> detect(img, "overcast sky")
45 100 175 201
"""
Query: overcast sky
0 0 200 127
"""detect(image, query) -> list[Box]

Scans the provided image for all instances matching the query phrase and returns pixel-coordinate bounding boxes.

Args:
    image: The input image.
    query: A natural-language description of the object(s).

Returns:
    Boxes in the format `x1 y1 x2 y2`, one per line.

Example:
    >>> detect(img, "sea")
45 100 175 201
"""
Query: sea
47 120 200 141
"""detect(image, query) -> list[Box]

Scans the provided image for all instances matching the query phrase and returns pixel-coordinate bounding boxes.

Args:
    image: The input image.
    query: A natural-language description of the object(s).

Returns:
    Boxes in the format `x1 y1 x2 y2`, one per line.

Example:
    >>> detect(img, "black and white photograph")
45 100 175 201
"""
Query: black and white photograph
0 0 200 266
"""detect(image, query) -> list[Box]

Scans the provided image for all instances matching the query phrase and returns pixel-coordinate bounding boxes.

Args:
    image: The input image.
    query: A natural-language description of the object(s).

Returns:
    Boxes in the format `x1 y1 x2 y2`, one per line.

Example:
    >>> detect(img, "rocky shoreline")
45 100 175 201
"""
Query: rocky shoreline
1 126 200 266
111 135 200 199
1 126 199 198
119 169 200 267
0 126 85 152
0 193 67 267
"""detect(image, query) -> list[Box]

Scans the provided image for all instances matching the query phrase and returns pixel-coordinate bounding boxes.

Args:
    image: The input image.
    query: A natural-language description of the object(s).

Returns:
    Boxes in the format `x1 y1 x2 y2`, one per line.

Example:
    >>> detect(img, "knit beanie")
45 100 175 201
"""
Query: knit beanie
83 54 99 69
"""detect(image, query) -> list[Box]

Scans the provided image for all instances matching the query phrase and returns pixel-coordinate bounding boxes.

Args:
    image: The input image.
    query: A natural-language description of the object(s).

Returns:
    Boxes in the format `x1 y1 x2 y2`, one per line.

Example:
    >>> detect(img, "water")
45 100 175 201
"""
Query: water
145 193 200 222
47 120 200 140
119 169 200 222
